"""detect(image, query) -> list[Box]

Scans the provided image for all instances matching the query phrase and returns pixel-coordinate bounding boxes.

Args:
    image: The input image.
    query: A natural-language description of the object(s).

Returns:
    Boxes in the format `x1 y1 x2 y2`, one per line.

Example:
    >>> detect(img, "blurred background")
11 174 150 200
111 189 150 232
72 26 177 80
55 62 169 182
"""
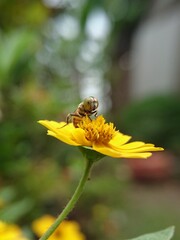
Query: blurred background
0 0 180 239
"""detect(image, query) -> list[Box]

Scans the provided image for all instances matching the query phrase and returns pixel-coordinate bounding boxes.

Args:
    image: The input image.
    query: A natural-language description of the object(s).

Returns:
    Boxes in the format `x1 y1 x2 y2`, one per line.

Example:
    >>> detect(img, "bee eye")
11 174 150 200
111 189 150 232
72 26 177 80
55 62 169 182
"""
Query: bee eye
83 96 98 111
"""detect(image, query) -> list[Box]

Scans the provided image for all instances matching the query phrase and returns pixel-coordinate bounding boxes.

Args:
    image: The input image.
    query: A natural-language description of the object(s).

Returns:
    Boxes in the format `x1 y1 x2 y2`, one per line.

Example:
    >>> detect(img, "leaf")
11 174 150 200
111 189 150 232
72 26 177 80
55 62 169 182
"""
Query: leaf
0 29 37 86
0 198 35 222
127 226 175 240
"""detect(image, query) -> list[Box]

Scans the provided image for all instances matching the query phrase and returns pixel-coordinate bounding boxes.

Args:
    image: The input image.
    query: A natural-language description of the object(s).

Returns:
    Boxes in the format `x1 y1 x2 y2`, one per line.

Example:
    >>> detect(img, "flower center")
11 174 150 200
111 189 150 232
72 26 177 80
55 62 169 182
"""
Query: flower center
78 115 116 144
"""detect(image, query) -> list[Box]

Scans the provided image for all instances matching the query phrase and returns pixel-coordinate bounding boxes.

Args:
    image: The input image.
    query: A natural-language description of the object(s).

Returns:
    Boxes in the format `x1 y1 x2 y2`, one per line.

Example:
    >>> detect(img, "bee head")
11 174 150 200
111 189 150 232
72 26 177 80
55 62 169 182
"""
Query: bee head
83 96 99 111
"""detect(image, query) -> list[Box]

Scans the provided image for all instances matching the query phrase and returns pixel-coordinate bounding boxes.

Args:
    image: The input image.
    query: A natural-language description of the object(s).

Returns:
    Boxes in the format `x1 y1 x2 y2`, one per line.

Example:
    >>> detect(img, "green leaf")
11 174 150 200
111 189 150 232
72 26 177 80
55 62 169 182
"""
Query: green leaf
0 198 35 222
0 29 37 86
127 226 175 240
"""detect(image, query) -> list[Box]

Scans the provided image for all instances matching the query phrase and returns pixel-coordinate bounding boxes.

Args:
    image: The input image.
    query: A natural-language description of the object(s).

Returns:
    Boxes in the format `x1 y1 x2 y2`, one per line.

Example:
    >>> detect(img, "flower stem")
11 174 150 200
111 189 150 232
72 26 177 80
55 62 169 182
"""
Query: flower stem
39 158 94 240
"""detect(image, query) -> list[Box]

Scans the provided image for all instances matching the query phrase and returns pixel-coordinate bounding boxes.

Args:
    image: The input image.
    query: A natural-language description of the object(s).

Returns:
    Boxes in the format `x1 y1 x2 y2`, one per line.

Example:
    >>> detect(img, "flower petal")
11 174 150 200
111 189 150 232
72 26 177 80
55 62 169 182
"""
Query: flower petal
93 143 152 159
71 128 92 147
110 140 164 153
47 130 80 146
38 120 66 130
109 132 132 147
38 120 80 146
121 144 164 153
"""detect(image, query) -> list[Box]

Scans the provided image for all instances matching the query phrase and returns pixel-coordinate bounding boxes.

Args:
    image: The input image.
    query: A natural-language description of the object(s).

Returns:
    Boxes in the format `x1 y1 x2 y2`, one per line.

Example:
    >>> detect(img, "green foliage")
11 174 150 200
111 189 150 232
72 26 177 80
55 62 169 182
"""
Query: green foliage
0 197 34 223
120 95 180 154
0 30 37 86
127 226 174 240
0 0 49 30
0 1 178 240
0 186 35 223
0 26 79 174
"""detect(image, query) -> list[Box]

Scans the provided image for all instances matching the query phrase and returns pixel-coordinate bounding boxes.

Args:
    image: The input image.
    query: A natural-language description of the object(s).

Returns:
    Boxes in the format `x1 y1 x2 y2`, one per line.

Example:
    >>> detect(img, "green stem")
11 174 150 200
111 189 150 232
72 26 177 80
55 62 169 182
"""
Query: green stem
39 158 94 240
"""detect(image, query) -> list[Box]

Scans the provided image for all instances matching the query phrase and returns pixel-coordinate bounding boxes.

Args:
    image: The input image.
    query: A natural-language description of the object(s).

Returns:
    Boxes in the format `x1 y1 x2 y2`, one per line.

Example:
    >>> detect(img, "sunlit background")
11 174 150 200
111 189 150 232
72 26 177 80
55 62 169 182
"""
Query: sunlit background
0 0 180 239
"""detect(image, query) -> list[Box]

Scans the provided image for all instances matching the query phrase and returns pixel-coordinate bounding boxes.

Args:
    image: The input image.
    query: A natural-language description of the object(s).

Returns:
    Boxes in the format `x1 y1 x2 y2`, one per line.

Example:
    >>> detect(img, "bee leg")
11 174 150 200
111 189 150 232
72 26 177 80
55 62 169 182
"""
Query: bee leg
67 112 82 120
66 112 82 124
66 113 72 124
92 110 98 117
59 112 81 129
58 114 72 129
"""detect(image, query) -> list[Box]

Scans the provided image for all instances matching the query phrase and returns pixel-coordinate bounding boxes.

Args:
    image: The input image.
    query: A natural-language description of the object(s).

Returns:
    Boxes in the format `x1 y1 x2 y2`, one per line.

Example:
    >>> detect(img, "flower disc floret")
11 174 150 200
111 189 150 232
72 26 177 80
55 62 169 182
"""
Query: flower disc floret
78 116 116 144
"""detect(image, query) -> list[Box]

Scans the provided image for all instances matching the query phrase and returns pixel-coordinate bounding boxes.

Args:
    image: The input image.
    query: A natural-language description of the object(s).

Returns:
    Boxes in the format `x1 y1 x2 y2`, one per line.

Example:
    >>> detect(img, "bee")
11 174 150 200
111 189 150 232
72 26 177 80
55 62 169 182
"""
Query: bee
64 96 99 128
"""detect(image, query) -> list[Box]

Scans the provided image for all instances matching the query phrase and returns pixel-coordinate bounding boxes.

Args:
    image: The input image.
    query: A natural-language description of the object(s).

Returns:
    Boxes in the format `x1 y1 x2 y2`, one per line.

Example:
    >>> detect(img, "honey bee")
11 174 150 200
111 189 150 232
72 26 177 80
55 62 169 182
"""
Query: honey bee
64 96 99 128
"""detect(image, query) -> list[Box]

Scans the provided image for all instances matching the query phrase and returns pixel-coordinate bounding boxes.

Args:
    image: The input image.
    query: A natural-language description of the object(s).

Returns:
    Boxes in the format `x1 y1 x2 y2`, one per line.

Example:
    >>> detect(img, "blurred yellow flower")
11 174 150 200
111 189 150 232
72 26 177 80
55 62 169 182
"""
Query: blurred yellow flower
32 215 85 240
38 115 163 159
0 221 28 240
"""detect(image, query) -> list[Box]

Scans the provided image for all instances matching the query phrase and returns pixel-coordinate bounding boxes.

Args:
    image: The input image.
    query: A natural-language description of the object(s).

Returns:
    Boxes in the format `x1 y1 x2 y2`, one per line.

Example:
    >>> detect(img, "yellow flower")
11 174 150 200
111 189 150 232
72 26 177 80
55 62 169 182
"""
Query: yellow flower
0 221 28 240
32 215 85 240
38 115 163 159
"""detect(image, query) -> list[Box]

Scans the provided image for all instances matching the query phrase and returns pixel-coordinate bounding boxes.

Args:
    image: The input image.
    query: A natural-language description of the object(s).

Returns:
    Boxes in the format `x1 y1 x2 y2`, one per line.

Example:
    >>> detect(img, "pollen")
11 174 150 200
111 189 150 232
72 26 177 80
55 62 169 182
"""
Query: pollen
78 115 116 144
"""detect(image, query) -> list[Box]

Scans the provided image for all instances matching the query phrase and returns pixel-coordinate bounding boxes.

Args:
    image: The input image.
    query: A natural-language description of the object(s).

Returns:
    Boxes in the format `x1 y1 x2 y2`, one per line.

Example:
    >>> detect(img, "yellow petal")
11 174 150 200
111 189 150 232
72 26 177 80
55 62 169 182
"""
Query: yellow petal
32 215 55 237
71 128 92 147
114 141 146 149
93 143 122 158
110 140 164 153
109 132 132 147
48 130 80 146
38 120 66 130
38 120 80 146
93 143 152 159
121 144 164 153
117 152 152 158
